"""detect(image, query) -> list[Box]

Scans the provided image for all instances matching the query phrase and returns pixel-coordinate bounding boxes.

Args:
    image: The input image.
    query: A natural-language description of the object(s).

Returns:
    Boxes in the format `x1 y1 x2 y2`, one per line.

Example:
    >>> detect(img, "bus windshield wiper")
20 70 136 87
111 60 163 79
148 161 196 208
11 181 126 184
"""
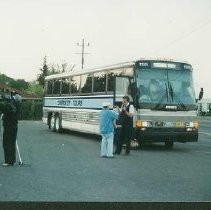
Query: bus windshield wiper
153 82 187 111
153 83 168 110
169 82 187 110
169 82 174 102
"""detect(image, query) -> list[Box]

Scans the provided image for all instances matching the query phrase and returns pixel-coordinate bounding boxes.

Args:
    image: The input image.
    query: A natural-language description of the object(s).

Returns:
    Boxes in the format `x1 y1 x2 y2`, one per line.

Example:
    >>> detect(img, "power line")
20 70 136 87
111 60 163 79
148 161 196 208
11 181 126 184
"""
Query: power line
154 19 211 54
76 38 90 69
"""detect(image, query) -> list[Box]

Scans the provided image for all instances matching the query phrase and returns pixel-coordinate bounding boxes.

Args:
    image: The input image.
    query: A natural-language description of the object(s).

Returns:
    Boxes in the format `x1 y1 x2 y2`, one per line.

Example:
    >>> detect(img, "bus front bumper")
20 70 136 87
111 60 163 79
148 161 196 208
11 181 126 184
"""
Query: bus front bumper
135 127 198 143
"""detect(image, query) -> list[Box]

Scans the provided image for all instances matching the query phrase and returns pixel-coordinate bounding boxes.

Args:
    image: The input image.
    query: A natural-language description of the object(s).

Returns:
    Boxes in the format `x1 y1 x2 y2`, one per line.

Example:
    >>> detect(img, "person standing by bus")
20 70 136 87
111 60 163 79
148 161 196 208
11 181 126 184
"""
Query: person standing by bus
99 102 119 158
116 96 134 155
0 91 21 166
113 117 121 154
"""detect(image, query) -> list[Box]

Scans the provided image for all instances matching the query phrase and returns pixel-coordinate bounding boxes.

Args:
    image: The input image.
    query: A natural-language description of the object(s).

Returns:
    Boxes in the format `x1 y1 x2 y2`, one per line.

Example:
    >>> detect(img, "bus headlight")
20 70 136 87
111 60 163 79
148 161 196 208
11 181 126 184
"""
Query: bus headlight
185 121 198 128
136 121 152 127
193 121 199 128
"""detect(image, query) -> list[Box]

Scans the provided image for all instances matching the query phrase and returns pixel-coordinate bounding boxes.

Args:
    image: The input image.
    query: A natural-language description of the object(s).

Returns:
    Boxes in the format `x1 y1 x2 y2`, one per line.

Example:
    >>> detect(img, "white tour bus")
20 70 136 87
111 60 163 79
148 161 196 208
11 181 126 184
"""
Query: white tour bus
43 59 198 148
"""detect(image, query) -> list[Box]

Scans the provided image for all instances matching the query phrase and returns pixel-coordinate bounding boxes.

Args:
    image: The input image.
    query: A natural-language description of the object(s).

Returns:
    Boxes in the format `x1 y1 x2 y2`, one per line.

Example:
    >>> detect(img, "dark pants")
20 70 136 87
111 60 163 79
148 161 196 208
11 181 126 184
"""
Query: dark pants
114 127 121 145
114 127 121 153
3 125 18 164
116 126 133 154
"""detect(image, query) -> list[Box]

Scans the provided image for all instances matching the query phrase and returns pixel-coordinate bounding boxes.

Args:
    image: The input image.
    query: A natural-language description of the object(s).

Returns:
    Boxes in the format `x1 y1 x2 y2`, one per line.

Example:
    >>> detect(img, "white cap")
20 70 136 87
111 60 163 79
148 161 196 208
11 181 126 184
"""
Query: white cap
14 94 22 103
102 102 111 108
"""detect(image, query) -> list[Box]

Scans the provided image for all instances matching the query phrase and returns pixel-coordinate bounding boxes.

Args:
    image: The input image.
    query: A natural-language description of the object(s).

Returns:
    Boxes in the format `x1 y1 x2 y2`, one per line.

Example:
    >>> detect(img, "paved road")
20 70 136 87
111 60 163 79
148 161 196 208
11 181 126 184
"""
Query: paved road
0 118 211 202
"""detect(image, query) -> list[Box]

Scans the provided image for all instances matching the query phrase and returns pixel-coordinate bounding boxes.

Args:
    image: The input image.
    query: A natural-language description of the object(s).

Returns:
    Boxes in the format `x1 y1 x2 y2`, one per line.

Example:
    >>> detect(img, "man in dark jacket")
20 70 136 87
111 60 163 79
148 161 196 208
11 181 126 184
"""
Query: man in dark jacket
116 96 134 155
0 91 21 166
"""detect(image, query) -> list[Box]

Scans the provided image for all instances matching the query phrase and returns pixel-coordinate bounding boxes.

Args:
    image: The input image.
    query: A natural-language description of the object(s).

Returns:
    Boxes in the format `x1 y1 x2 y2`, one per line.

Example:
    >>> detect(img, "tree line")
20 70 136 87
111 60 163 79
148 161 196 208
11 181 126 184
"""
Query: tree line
0 56 69 120
0 56 69 97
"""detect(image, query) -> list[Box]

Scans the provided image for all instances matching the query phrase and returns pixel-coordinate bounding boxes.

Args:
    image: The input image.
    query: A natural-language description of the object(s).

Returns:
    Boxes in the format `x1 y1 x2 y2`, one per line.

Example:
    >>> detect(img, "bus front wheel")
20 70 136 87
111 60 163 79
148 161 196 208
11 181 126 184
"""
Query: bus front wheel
138 140 144 149
165 141 174 148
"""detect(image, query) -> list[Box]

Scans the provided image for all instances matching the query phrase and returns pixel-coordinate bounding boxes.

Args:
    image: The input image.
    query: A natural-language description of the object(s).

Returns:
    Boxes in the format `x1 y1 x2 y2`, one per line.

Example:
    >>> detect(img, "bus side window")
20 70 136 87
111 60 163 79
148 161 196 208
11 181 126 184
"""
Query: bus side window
61 78 70 95
46 80 53 95
81 74 93 94
53 79 61 95
71 76 81 94
93 72 106 93
115 77 132 102
107 69 124 92
107 72 115 92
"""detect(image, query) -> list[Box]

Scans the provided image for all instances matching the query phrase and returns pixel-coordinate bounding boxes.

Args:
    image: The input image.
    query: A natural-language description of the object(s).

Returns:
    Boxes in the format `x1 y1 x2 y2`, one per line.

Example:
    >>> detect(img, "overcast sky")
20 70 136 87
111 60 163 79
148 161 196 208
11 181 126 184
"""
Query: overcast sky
0 0 211 97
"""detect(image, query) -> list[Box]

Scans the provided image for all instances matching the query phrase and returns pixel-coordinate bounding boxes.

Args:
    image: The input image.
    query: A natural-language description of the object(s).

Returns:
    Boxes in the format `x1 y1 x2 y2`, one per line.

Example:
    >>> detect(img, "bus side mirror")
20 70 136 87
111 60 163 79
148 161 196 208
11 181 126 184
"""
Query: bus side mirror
198 88 203 101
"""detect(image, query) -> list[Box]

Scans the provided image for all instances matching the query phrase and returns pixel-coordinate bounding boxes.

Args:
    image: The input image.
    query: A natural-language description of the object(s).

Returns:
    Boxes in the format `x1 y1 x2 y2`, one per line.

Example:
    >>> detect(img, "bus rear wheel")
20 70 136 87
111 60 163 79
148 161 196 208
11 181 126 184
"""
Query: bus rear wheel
49 116 55 131
165 141 174 148
55 115 62 133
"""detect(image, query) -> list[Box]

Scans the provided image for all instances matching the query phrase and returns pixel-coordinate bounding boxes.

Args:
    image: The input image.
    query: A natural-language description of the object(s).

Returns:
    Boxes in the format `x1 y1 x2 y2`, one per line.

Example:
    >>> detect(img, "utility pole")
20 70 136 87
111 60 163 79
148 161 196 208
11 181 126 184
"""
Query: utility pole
76 38 90 69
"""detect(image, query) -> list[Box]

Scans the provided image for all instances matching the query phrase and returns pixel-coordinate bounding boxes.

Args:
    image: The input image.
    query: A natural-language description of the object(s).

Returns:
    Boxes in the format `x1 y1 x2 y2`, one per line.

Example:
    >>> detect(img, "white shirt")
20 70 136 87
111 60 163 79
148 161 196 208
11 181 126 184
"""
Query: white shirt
121 102 134 117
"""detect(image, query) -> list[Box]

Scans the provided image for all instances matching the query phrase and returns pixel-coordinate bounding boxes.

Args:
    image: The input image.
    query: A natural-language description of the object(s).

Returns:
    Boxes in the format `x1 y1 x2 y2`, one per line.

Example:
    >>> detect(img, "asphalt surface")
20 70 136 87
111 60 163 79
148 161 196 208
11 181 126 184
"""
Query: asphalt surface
0 117 211 202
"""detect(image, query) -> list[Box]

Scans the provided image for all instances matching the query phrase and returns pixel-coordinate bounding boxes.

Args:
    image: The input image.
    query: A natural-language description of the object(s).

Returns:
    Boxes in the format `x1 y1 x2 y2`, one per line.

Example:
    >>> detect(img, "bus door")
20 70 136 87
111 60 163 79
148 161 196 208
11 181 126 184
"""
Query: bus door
114 76 137 138
114 76 134 106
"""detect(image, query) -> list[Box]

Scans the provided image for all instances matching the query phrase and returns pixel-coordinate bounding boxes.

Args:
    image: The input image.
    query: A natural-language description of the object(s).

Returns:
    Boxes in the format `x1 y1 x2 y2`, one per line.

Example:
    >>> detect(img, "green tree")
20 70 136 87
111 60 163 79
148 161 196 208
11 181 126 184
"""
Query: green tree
26 81 44 97
0 73 29 91
37 56 49 87
37 57 71 88
10 79 29 90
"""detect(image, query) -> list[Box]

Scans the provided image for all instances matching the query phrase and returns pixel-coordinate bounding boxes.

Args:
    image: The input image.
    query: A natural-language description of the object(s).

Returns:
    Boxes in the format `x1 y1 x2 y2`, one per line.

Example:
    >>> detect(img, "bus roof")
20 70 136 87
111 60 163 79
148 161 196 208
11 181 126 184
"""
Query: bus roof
45 61 135 80
45 58 190 81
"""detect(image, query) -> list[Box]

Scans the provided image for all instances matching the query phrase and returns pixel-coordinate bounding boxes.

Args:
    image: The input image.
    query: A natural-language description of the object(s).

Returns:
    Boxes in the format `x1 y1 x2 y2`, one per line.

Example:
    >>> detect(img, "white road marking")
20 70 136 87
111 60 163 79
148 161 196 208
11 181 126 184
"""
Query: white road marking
193 151 211 155
187 143 211 147
199 132 211 136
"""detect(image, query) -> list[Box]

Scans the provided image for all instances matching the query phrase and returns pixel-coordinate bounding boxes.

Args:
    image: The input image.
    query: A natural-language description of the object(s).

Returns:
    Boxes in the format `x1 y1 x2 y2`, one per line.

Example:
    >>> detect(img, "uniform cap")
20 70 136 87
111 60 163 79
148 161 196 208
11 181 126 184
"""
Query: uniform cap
13 94 22 102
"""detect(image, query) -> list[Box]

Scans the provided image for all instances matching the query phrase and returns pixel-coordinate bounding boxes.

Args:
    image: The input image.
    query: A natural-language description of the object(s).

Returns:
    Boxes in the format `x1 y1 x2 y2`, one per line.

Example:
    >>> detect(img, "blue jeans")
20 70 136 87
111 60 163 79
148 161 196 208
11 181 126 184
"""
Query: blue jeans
101 133 114 157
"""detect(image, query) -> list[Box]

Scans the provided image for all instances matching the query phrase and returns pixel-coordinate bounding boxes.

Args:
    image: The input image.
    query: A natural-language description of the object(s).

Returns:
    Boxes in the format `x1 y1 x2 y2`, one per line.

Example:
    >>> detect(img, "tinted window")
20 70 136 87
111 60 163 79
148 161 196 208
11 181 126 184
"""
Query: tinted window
81 74 93 94
46 80 53 95
71 76 81 94
61 78 70 95
107 68 133 92
53 80 61 95
93 72 106 93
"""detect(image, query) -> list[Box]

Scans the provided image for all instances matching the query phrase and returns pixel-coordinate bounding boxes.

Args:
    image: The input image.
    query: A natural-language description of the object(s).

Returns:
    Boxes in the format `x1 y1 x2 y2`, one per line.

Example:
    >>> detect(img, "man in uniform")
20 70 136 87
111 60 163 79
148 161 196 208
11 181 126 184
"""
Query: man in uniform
116 96 134 155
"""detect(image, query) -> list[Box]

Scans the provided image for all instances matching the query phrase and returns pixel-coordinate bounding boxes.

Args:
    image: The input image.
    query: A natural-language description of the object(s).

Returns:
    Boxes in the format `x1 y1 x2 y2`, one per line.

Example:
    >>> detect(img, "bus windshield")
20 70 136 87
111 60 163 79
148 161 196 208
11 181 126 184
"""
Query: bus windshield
136 68 196 110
